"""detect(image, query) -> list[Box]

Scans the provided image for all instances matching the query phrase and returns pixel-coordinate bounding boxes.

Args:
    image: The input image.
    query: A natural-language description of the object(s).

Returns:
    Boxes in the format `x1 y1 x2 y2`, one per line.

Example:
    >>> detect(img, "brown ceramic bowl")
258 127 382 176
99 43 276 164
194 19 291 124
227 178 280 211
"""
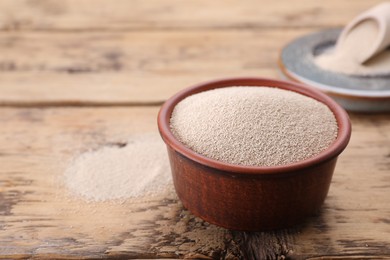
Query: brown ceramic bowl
157 77 351 231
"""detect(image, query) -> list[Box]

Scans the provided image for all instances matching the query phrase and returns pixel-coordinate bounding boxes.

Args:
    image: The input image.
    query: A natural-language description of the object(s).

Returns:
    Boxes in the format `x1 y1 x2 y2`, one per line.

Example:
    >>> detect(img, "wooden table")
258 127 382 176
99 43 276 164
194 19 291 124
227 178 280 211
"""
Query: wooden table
1 0 389 259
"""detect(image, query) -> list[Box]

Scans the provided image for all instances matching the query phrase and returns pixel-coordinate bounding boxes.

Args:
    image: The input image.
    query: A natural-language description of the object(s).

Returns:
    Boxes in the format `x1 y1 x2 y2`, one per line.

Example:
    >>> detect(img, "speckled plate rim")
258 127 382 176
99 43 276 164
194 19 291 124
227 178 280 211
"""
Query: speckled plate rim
279 28 390 99
279 62 390 101
158 77 351 175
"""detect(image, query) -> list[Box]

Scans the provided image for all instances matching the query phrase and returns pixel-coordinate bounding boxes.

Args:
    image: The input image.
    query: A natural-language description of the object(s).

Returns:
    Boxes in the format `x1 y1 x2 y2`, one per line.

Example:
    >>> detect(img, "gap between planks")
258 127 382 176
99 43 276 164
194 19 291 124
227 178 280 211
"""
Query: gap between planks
0 101 164 108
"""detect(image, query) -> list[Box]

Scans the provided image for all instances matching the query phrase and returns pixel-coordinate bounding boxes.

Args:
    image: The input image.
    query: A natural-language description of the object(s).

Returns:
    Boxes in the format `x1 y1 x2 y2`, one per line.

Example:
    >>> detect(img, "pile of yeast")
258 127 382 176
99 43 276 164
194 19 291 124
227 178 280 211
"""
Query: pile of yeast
64 134 172 201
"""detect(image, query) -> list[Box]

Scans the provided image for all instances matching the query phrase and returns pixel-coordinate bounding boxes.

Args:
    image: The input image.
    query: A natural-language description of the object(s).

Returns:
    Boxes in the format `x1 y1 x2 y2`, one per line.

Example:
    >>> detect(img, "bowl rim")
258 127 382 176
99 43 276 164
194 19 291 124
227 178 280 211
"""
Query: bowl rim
157 77 351 175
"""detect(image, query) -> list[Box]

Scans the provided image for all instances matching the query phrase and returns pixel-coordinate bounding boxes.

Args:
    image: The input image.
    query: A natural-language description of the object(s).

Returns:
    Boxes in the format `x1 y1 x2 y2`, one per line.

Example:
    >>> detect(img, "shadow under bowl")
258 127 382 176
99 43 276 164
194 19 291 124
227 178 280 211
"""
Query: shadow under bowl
157 77 351 231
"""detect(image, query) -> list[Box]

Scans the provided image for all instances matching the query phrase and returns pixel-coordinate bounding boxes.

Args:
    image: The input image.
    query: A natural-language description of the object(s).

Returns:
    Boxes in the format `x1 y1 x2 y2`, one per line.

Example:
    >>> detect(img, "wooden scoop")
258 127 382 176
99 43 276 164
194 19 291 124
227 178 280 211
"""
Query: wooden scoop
336 2 390 64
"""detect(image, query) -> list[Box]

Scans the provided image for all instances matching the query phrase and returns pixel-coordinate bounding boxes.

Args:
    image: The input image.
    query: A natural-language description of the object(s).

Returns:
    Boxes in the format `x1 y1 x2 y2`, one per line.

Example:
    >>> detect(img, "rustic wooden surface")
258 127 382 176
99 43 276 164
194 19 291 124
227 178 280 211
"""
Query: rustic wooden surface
0 0 385 106
0 0 389 259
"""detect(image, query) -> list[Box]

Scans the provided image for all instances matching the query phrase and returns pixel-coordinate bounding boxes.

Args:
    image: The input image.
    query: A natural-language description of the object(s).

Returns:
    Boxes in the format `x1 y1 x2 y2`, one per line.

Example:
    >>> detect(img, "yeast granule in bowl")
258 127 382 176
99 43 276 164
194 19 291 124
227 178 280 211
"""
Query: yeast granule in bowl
158 77 351 231
170 86 338 167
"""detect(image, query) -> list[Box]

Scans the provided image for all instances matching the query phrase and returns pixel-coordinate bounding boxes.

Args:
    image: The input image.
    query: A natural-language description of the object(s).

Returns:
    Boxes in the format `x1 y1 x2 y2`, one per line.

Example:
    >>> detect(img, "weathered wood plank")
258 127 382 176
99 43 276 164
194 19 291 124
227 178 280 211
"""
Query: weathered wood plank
0 107 236 259
0 0 383 31
0 29 305 105
0 0 384 105
0 108 389 259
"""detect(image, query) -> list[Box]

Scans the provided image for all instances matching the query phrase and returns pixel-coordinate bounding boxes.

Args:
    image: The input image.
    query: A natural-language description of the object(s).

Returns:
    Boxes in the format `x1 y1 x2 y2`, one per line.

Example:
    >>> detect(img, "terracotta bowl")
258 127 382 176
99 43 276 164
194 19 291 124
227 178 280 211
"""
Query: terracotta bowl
157 77 351 231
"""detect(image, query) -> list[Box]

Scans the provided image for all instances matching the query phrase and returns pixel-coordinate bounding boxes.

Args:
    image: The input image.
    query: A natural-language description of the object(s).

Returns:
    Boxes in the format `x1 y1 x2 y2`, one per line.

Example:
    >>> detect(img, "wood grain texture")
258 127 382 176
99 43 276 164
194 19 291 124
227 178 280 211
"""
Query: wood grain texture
1 0 390 259
0 107 236 259
0 108 389 259
0 29 303 105
0 0 384 31
0 0 384 105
